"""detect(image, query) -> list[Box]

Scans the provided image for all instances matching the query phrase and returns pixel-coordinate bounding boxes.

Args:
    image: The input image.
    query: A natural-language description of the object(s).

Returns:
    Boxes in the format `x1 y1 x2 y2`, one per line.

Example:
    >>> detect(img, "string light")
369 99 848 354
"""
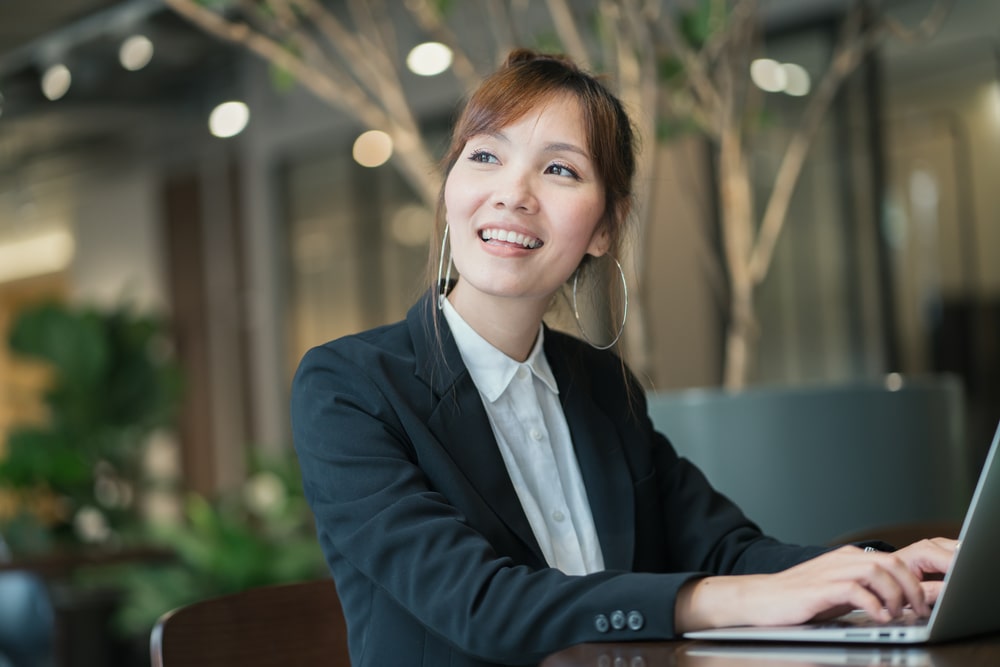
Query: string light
406 42 453 77
119 34 154 71
750 58 811 97
41 63 72 101
208 101 250 138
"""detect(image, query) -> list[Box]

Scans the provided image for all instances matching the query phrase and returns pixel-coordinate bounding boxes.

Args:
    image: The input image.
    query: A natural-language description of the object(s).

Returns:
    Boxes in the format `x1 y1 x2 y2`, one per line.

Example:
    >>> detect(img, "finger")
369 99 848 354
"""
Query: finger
898 538 959 577
841 581 894 623
878 554 932 616
854 553 932 618
920 581 945 608
930 537 960 551
856 560 908 618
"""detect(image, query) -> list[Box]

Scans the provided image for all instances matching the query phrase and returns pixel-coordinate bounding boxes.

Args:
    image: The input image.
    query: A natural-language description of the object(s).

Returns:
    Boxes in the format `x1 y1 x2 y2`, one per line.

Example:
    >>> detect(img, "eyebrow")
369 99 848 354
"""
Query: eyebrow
481 131 591 160
544 142 590 159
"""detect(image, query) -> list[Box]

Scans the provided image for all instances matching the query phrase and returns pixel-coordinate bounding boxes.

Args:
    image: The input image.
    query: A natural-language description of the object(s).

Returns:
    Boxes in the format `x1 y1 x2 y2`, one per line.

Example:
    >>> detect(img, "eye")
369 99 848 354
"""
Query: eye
468 149 499 164
545 162 580 179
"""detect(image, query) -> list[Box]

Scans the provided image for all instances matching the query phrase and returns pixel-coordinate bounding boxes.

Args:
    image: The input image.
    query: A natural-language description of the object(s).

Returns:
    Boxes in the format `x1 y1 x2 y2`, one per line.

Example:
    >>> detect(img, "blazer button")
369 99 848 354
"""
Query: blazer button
594 614 610 633
610 610 626 630
627 610 645 631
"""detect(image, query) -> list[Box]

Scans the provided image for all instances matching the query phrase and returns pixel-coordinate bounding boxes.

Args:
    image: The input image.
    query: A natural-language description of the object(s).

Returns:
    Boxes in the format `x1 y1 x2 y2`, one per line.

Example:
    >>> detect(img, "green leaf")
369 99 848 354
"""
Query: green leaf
193 0 235 9
269 63 298 93
679 0 723 49
0 428 91 490
430 0 455 16
8 301 110 393
658 55 686 84
657 116 703 142
531 31 564 55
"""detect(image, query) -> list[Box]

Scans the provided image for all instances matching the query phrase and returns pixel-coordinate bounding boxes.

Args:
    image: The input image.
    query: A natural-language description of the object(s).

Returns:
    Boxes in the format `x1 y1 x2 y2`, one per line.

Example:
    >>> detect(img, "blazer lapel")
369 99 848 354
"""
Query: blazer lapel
407 295 544 564
546 334 636 571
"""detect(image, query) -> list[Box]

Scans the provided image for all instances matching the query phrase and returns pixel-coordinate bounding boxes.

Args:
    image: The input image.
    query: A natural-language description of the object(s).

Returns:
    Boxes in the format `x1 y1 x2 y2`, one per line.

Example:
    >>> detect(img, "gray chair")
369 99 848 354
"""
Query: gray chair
646 377 971 545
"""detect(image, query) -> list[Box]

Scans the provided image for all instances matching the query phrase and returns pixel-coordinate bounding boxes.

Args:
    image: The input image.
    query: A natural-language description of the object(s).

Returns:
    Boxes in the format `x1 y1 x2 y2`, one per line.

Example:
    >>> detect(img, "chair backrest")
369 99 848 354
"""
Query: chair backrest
150 579 348 667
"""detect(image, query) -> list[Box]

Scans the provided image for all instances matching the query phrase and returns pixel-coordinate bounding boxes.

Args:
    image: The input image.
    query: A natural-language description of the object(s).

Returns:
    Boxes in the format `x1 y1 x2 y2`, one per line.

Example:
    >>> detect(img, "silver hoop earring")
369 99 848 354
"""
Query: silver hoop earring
572 255 628 350
436 224 453 310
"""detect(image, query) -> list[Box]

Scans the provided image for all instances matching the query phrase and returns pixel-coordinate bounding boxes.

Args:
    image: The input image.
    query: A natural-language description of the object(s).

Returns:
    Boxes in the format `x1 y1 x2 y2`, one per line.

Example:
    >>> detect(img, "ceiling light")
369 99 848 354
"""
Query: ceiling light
41 64 72 101
119 34 154 71
749 58 786 94
406 42 453 77
208 101 250 138
782 63 811 97
352 130 393 167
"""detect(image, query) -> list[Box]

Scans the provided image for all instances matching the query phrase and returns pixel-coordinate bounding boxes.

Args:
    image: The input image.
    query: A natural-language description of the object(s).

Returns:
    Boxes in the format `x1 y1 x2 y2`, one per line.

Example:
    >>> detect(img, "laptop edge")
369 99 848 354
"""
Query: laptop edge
684 420 1000 645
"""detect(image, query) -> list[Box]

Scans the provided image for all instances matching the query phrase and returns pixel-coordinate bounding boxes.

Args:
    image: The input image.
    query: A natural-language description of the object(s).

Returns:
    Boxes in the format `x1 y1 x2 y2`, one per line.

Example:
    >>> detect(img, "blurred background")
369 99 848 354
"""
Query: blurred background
0 0 998 665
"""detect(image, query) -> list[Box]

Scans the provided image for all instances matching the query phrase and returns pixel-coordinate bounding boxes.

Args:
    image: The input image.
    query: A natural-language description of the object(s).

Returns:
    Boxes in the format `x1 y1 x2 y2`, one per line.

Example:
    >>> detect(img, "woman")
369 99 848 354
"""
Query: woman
290 50 955 667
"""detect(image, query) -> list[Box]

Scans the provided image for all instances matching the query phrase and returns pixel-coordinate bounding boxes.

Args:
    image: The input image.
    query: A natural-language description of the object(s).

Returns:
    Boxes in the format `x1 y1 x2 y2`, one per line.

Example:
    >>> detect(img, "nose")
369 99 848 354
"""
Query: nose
491 169 538 213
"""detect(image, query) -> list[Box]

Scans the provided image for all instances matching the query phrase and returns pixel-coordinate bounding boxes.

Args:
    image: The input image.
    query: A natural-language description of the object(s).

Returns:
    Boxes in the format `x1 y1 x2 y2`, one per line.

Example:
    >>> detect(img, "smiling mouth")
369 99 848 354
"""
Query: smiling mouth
479 228 543 249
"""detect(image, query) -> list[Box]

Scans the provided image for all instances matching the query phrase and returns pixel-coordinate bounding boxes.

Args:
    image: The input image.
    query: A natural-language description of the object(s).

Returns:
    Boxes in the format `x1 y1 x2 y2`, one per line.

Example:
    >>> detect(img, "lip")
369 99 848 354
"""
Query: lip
476 223 544 250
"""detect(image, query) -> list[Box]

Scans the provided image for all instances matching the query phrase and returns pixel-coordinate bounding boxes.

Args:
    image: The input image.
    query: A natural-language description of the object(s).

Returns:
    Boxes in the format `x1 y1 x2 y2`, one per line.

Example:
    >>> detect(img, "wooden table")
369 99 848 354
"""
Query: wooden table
541 633 1000 666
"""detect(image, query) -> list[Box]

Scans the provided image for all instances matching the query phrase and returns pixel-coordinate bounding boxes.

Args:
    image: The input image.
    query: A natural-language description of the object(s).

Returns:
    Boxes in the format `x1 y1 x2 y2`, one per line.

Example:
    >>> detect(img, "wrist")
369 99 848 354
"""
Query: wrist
675 575 761 633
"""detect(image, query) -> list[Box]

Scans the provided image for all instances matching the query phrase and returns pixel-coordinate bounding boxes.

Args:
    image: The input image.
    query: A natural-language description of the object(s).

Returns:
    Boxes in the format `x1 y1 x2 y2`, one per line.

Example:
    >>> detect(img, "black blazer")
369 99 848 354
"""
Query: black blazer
290 293 828 667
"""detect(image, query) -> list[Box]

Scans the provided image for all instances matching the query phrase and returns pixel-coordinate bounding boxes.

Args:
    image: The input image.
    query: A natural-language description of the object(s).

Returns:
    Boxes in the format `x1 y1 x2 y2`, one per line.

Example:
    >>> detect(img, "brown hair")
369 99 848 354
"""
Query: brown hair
429 49 638 345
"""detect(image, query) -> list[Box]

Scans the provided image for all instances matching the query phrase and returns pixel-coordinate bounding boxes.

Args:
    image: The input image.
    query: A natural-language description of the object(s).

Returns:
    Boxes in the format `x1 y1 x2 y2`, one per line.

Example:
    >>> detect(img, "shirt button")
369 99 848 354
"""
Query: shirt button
627 610 645 631
610 609 626 630
529 428 543 441
594 614 610 633
552 510 565 523
515 366 529 380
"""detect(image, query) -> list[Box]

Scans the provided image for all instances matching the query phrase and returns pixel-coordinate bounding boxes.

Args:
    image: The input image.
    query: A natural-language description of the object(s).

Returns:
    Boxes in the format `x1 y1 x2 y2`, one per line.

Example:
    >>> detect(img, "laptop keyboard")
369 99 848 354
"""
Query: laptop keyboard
818 610 929 629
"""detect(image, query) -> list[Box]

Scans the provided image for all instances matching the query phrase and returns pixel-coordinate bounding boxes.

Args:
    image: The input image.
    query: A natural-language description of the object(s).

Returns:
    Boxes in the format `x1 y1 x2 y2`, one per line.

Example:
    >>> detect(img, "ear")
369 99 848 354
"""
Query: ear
586 224 611 258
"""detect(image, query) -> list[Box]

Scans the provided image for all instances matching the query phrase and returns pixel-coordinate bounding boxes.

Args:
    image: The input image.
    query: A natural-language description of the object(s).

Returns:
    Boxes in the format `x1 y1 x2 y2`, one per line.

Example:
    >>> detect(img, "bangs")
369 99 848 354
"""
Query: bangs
445 59 598 171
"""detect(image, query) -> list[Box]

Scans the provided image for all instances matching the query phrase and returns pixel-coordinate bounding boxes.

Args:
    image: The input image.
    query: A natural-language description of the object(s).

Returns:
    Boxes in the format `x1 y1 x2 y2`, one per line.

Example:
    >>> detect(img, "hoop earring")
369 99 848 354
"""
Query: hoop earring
436 224 453 310
572 255 628 350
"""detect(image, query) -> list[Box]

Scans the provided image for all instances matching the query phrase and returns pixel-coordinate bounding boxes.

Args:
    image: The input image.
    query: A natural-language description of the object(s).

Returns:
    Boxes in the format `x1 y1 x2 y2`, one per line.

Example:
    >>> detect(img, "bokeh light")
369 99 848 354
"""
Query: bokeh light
119 34 154 71
352 130 393 167
41 64 72 101
406 42 453 76
209 101 250 138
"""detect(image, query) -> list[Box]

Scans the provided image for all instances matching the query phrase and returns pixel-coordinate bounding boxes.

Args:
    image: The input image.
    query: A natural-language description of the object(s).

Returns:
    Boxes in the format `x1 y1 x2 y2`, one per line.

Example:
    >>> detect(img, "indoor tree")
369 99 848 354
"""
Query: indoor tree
163 0 952 388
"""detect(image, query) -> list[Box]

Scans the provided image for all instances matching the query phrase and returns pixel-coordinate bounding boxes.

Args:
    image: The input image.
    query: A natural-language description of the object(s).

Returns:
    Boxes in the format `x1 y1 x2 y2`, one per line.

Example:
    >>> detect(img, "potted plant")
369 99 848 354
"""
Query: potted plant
1 300 182 555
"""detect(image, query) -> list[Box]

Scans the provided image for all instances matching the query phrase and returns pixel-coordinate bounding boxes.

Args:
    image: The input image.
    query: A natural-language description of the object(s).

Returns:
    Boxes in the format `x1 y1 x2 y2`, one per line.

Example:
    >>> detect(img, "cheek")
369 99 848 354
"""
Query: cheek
443 169 478 219
442 173 459 219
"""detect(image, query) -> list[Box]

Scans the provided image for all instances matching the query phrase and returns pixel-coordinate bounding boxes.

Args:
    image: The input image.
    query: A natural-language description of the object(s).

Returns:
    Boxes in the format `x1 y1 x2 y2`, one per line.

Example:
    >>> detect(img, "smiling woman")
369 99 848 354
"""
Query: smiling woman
289 49 957 667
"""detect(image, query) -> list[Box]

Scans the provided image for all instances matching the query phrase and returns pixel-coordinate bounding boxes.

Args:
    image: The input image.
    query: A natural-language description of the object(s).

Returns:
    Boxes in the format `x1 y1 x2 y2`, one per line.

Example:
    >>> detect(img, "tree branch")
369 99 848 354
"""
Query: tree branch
546 0 591 68
747 0 953 285
881 0 955 44
654 1 728 137
403 0 486 93
162 0 440 205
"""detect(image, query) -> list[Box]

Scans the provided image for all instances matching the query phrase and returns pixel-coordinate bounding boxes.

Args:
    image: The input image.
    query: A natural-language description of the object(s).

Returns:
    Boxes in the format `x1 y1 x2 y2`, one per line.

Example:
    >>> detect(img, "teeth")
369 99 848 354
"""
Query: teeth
480 228 542 249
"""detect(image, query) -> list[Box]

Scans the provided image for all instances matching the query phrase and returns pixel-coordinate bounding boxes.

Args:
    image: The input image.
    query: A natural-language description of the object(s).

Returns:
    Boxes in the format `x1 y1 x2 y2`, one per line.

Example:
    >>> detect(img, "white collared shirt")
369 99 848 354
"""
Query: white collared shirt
441 299 605 575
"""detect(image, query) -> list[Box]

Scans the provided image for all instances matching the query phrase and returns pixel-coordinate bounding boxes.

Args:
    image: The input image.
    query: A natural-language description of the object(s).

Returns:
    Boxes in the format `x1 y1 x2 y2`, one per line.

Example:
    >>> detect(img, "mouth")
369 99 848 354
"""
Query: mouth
479 227 544 249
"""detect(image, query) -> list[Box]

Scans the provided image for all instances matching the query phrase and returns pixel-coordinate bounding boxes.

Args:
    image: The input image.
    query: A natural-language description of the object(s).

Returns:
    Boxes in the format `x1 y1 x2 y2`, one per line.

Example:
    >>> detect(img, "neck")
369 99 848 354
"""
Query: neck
446 283 550 362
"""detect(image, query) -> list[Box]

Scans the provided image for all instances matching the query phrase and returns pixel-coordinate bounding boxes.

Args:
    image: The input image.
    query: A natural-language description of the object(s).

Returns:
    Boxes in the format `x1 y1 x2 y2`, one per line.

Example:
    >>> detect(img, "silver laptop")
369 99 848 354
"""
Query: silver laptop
685 420 1000 644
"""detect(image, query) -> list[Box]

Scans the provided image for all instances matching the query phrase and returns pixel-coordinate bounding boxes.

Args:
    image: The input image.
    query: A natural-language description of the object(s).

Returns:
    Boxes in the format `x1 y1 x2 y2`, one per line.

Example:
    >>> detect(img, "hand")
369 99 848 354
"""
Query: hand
889 536 959 604
675 538 958 633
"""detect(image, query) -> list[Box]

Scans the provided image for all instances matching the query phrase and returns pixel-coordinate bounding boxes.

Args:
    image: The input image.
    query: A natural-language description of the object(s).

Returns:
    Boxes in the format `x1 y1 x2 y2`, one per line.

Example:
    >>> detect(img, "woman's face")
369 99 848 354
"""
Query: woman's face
443 93 608 312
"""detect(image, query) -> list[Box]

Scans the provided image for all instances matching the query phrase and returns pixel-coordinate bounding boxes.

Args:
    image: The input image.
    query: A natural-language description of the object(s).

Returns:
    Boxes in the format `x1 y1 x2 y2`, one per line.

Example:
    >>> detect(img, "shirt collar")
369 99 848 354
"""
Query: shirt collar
441 298 559 402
